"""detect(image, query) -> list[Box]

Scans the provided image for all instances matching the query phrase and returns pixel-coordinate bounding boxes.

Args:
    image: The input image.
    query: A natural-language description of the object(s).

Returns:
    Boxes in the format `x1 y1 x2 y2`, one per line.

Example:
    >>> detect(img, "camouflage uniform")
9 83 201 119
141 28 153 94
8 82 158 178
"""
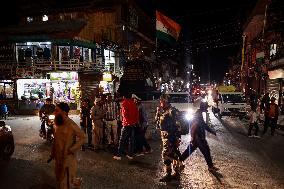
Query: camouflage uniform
159 106 183 177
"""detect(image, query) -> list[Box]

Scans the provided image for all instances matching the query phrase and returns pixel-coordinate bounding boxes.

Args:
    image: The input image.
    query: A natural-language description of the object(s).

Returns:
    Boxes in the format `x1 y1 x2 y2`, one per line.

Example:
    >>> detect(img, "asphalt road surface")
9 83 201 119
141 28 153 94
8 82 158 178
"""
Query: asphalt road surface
0 113 283 189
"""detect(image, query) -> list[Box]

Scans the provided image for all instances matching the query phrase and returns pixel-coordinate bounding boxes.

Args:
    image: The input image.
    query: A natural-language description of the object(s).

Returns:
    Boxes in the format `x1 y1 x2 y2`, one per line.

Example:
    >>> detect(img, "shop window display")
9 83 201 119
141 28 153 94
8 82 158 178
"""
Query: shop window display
0 81 14 99
61 47 70 61
36 47 44 59
17 79 50 109
16 42 52 65
18 48 25 62
43 46 51 60
49 72 80 110
50 81 79 110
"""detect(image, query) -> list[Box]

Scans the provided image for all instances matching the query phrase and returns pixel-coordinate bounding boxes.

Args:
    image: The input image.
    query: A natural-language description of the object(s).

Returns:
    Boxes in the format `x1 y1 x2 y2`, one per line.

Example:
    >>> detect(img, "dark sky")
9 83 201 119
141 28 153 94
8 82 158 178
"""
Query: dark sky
137 0 258 83
0 0 258 83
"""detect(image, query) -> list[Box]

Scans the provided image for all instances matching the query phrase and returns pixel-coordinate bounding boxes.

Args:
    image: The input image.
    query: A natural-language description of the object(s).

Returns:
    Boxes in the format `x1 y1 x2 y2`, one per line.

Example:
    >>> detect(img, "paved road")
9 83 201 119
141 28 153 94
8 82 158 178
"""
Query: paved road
0 113 284 189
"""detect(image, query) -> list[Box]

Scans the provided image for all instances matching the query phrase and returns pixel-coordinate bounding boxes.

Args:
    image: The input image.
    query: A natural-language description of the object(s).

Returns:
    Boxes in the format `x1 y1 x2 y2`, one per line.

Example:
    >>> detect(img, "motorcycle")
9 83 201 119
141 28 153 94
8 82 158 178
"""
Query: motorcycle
39 114 55 143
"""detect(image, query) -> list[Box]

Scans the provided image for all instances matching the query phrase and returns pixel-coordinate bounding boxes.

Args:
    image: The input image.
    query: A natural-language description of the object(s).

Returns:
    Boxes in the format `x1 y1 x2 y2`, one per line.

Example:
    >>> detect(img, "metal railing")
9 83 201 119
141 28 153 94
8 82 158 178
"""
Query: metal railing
0 59 105 73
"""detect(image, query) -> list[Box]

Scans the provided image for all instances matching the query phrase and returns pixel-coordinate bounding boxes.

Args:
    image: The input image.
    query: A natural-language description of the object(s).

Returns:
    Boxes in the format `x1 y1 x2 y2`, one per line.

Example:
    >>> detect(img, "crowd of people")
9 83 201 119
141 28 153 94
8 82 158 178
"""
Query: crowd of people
79 93 153 157
39 92 221 188
248 93 279 138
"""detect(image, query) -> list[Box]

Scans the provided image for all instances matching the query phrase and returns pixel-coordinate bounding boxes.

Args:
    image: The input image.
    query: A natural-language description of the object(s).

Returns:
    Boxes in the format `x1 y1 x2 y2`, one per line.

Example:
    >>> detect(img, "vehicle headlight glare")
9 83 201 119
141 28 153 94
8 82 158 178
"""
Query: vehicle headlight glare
185 109 194 121
49 115 55 120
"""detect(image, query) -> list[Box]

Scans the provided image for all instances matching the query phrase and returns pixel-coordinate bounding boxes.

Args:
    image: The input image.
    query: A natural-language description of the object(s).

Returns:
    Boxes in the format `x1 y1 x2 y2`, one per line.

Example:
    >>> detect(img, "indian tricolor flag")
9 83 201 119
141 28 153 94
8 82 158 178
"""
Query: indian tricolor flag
156 11 181 44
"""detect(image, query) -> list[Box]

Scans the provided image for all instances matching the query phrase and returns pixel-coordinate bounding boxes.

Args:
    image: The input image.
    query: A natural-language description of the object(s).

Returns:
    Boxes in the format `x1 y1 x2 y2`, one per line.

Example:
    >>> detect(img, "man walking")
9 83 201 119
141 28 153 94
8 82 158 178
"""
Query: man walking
103 94 120 146
113 93 139 160
80 98 93 150
132 94 152 155
263 97 279 136
180 108 218 172
91 97 105 151
49 102 86 189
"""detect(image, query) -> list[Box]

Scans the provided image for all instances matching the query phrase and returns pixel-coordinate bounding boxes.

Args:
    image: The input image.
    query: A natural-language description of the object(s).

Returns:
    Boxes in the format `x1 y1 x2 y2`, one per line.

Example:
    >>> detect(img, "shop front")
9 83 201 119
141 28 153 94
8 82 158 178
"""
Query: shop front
0 80 17 114
49 72 80 110
268 56 284 113
16 71 80 110
17 79 50 110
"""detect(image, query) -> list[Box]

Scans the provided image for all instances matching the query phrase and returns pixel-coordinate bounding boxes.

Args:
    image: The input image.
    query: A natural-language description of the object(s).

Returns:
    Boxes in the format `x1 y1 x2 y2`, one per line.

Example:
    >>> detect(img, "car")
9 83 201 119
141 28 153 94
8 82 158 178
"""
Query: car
165 92 193 112
0 121 14 160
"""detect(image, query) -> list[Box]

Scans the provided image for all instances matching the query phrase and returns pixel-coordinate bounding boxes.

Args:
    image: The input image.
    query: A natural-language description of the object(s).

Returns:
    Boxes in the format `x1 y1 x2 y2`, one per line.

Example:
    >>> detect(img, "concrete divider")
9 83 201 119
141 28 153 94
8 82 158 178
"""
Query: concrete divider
141 100 160 140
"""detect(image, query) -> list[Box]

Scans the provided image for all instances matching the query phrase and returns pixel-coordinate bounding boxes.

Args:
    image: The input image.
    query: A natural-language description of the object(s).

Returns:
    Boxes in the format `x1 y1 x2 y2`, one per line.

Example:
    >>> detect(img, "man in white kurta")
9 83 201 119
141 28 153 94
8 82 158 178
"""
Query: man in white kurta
50 102 86 189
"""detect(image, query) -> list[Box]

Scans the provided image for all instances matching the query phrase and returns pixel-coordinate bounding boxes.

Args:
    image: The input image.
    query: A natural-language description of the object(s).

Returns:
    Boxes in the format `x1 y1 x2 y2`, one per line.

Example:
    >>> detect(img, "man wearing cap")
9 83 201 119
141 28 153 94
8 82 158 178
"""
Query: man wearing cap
157 94 184 182
39 98 55 138
49 102 86 189
91 97 105 150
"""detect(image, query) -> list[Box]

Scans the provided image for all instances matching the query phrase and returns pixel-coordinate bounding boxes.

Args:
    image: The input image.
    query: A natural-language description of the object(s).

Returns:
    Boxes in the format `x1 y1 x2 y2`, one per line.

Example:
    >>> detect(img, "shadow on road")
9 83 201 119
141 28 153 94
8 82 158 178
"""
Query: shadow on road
0 158 55 189
128 160 157 170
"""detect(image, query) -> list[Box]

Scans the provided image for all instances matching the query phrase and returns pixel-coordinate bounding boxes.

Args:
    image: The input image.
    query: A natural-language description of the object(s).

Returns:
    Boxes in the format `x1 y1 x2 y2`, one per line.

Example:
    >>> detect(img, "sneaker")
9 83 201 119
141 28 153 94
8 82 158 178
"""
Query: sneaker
136 153 144 157
126 155 134 160
144 149 153 154
159 174 172 182
254 135 260 138
113 156 122 160
248 135 254 138
208 166 219 172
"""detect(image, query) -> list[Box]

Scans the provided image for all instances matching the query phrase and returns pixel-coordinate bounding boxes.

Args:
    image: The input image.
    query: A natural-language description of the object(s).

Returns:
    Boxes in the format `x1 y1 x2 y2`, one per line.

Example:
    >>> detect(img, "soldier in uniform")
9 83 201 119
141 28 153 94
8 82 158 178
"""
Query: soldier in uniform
157 95 184 182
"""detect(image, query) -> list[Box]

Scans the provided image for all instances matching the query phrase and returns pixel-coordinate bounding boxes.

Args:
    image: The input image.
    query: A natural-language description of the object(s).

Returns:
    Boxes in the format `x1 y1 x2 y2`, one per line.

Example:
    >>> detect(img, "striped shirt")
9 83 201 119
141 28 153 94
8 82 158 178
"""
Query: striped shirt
103 101 119 120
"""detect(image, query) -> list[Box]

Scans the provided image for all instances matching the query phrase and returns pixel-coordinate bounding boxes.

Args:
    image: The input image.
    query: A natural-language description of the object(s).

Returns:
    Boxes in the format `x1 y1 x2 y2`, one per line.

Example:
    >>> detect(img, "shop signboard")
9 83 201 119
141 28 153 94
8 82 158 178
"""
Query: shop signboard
50 72 78 81
103 73 112 81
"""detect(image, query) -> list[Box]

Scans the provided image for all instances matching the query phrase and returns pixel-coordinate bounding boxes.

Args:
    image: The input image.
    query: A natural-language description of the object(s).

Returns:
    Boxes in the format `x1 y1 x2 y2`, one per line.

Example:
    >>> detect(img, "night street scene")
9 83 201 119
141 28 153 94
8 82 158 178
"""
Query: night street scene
0 0 284 188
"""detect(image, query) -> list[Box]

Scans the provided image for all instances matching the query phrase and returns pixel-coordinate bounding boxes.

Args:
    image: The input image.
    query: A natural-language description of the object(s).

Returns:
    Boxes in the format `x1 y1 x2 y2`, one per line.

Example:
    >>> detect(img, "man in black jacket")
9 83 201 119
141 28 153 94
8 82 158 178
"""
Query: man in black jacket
180 108 218 172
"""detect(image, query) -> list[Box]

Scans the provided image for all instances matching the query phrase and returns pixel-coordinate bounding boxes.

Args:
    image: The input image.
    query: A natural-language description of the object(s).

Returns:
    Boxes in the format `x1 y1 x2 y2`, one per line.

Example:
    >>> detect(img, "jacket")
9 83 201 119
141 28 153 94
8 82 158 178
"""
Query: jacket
191 111 216 142
121 99 139 127
159 106 181 140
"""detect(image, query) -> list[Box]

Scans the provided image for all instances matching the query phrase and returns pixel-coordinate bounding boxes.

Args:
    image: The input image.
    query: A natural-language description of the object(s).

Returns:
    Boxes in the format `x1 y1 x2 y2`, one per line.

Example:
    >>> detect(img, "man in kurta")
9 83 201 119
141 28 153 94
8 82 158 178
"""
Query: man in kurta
91 97 105 150
49 102 86 189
